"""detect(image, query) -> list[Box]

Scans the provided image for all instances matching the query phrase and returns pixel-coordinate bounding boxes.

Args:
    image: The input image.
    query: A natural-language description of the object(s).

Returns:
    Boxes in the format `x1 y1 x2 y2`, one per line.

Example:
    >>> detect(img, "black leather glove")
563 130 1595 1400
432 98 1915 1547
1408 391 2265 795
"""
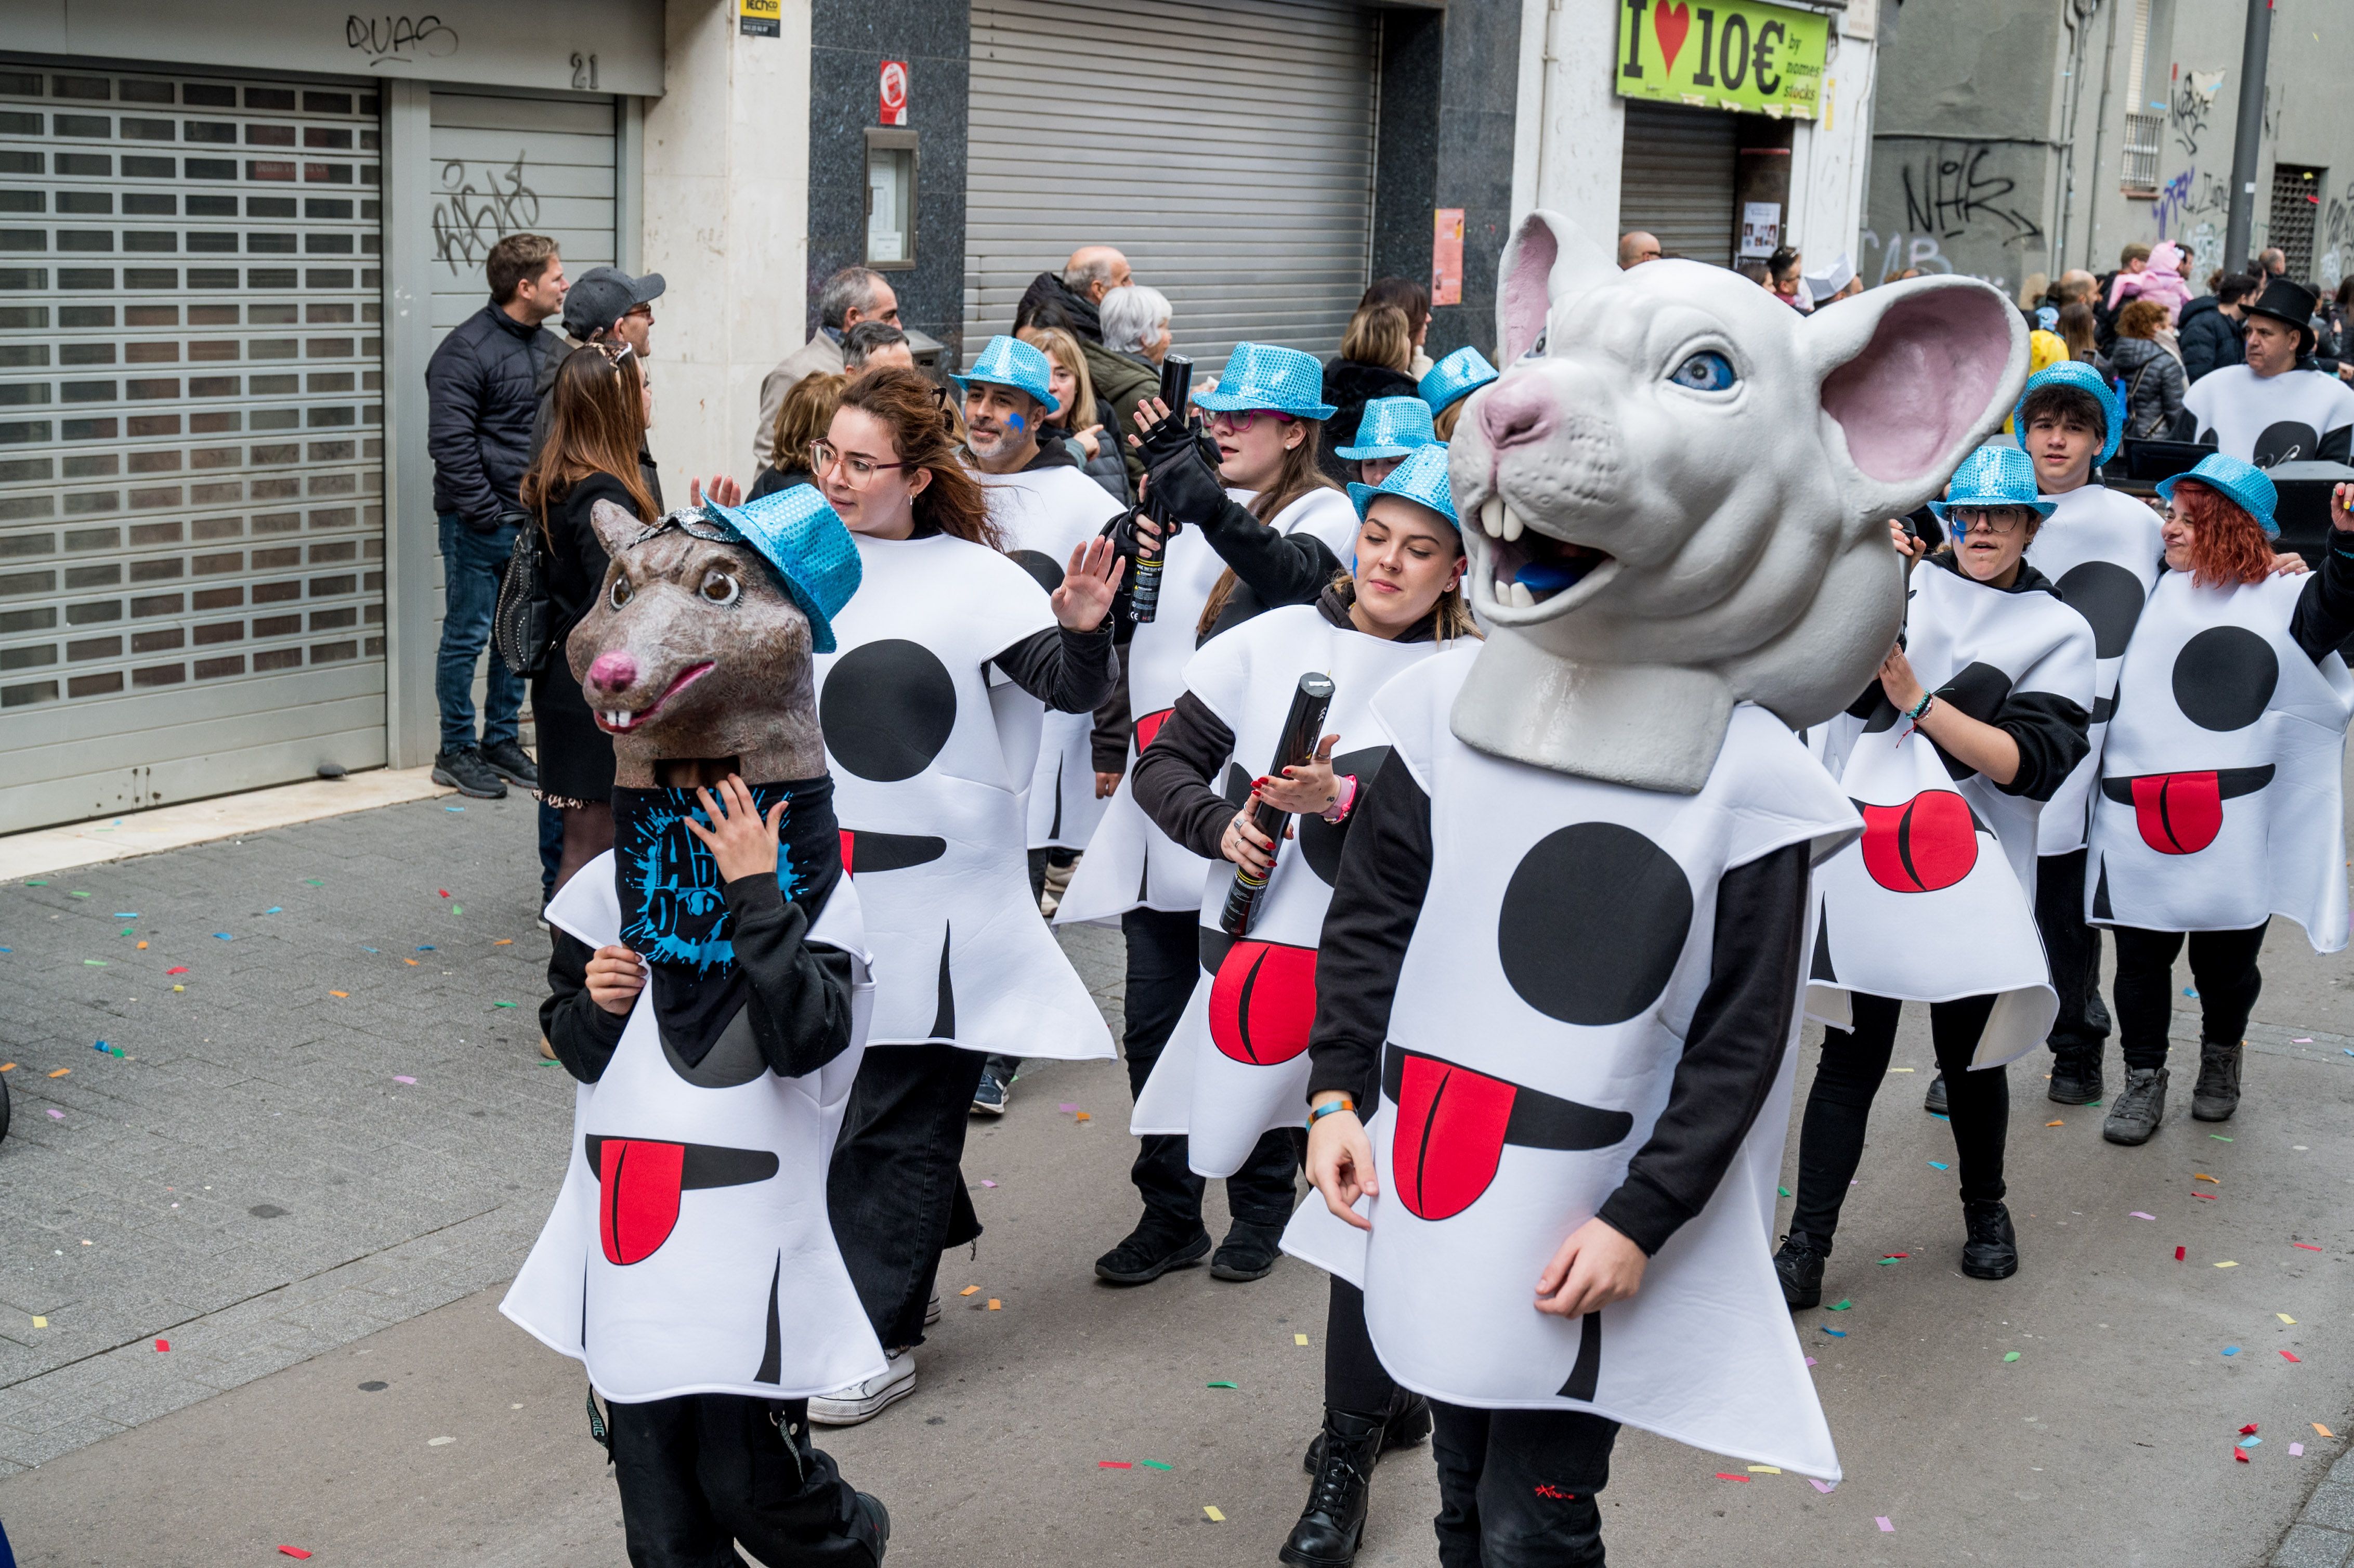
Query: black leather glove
1140 420 1229 530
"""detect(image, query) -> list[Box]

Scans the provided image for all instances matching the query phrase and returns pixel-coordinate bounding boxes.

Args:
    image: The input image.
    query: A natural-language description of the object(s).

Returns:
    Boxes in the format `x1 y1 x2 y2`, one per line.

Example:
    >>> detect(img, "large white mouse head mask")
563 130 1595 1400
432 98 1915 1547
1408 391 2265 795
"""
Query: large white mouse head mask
1447 211 2030 793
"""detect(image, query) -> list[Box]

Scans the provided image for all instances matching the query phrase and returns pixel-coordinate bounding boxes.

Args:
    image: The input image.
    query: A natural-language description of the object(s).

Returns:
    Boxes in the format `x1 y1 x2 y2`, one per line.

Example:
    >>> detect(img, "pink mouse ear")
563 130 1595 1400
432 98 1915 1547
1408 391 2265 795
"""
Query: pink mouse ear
1495 211 1615 364
1810 277 2030 516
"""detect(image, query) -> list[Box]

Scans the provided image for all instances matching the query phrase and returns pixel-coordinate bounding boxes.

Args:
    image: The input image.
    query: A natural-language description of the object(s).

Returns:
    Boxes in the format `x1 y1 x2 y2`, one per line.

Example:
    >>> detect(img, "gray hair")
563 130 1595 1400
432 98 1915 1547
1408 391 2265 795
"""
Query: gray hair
1100 284 1172 355
1062 252 1121 293
816 266 888 331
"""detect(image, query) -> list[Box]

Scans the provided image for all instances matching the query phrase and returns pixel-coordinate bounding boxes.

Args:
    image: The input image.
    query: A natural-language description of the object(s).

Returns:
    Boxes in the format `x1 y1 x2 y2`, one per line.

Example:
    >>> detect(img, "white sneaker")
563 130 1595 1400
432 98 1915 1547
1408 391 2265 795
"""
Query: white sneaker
809 1350 916 1427
924 1292 941 1326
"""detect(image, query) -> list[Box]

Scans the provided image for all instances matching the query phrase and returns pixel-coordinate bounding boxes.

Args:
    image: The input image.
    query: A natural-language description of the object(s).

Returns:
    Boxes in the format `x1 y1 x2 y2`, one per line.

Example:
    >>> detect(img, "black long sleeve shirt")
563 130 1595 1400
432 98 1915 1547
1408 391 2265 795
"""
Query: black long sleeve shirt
542 873 857 1084
2288 528 2354 662
1305 761 1815 1258
989 622 1118 714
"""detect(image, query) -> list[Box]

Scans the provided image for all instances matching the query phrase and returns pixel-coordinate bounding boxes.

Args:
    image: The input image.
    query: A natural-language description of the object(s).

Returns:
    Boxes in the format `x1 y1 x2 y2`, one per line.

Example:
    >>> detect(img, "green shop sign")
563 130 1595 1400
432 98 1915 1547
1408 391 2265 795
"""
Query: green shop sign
1616 0 1829 120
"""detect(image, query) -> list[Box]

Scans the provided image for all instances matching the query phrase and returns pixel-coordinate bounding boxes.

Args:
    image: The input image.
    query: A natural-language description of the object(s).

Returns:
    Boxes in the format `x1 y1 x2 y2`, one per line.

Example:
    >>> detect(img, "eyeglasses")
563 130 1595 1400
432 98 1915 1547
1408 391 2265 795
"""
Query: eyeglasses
1207 408 1298 435
1951 507 2029 536
811 439 916 487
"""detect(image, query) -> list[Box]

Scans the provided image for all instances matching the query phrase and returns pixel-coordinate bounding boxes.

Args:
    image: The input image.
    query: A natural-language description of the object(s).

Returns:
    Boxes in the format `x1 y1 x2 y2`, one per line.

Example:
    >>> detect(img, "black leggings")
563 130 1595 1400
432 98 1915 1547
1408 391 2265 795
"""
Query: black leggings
2111 922 2268 1070
1790 992 2008 1250
607 1393 875 1567
1324 1279 1400 1416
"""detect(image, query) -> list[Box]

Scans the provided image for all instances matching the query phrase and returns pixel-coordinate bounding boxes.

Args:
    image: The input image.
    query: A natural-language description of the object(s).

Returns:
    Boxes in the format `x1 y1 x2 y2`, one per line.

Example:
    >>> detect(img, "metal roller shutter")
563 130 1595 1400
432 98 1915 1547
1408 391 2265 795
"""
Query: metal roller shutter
964 0 1378 372
1618 100 1740 268
0 61 386 832
427 91 617 341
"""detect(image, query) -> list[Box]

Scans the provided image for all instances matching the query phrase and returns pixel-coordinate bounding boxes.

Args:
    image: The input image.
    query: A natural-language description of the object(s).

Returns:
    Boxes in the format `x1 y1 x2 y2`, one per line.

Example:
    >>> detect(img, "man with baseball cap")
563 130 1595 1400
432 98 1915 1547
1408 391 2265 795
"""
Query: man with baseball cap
529 265 666 473
2178 277 2354 465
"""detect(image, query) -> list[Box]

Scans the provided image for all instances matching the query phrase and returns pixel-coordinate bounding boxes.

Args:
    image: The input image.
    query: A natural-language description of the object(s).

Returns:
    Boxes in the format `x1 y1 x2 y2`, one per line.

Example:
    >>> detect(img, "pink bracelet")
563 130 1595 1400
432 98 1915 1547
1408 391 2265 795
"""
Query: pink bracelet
1321 774 1358 825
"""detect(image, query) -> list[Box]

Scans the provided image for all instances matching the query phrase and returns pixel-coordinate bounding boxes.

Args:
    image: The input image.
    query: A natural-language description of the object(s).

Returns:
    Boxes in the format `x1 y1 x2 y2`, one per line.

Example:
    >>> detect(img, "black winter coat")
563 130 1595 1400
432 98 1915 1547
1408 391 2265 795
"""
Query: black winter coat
2177 297 2246 384
427 303 566 531
1316 358 1421 483
2110 336 2187 440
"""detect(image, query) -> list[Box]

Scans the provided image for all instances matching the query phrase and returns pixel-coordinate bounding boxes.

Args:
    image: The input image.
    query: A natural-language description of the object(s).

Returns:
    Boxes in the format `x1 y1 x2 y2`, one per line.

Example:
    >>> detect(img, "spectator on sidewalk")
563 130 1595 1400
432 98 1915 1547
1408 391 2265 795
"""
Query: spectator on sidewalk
2056 302 2112 381
1095 283 1172 480
1021 323 1129 502
2179 273 2257 384
532 265 665 506
1618 229 1662 268
425 232 567 800
1013 244 1132 344
844 319 915 376
752 266 898 467
1360 277 1435 377
2112 299 2188 440
1767 246 1810 313
1317 303 1419 483
749 373 846 501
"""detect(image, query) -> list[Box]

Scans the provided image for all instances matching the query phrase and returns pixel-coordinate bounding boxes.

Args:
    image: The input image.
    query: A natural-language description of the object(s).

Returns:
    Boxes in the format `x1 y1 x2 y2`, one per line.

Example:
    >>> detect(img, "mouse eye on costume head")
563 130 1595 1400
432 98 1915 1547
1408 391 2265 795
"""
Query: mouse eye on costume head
609 574 633 610
1522 328 1548 360
699 568 740 607
1668 351 1736 393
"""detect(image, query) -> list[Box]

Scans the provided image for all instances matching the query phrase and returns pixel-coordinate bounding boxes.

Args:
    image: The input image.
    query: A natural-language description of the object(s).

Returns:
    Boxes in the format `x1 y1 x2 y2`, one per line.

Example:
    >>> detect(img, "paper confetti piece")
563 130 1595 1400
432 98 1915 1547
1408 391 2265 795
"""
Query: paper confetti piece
2176 1247 2187 1261
2318 1425 2337 1438
30 1316 44 1328
263 907 282 915
2046 1119 2064 1127
330 991 349 998
2293 1443 2306 1456
2194 1173 2219 1183
986 1299 1001 1310
68 891 88 898
404 959 420 966
2209 1134 2233 1142
960 1285 980 1296
46 1109 63 1120
22 880 45 886
1140 1459 1173 1471
1074 1111 1091 1121
1777 1185 1790 1197
0 1064 11 1072
2130 1212 2155 1220
1827 1299 1851 1311
1713 1472 1751 1482
1821 1327 1847 1338
361 946 378 953
2282 1351 2302 1363
172 984 184 992
1295 1334 1310 1346
1927 1160 1949 1170
417 944 436 952
154 1338 168 1352
48 1067 69 1078
2215 1261 2238 1269
278 1550 313 1561
2182 987 2197 997
1206 1380 1238 1389
1804 1356 1817 1366
2003 1352 2020 1362
453 907 463 915
135 940 147 949
1887 1066 1914 1073
165 966 188 975
1876 1517 1894 1532
2280 1314 2298 1324
305 879 324 886
2234 1447 2250 1462
393 1075 416 1084
2222 1347 2239 1356
214 932 233 940
493 938 514 946
979 1179 997 1188
446 806 465 812
1748 1465 1782 1473
2291 1037 2313 1043
1058 1102 1076 1112
1810 1478 1835 1493
2193 1192 2218 1202
439 890 450 898
493 1001 518 1008
2294 1243 2323 1251
1098 1460 1132 1469
1202 1506 1225 1522
83 959 106 967
92 1040 107 1053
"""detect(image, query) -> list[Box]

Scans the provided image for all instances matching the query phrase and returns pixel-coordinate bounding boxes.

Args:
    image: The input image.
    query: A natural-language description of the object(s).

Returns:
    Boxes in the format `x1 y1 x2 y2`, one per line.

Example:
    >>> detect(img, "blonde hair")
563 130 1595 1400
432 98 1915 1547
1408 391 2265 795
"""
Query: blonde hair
1018 324 1098 432
1325 566 1480 642
1340 304 1413 374
1431 401 1464 441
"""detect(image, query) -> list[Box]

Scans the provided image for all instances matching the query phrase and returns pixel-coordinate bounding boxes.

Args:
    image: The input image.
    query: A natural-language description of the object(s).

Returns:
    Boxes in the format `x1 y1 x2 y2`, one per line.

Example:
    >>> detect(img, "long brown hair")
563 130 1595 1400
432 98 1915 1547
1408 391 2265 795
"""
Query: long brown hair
522 344 655 529
1196 420 1343 636
836 367 1003 549
1340 304 1413 373
769 372 845 476
2167 479 2274 587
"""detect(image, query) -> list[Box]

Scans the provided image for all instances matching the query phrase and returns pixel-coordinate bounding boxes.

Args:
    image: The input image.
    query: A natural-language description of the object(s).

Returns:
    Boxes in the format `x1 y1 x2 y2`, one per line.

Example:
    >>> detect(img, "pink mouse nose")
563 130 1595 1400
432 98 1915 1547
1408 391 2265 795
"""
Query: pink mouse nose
585 650 638 694
1480 377 1557 451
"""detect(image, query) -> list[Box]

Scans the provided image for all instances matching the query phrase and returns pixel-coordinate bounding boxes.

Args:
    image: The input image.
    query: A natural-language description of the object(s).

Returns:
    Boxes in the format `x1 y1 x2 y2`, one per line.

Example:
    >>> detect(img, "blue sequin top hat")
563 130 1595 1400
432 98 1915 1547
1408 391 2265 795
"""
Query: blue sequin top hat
698 486 864 653
953 334 1060 417
1419 345 1499 416
1191 343 1337 420
2156 452 2281 537
1929 445 2059 525
2014 360 2125 467
1348 442 1459 528
1335 397 1436 462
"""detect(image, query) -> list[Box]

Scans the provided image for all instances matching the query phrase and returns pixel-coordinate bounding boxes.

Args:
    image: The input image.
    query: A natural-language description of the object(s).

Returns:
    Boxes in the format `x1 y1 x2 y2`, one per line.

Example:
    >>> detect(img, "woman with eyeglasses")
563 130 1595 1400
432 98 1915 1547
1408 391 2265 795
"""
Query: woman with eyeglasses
2084 462 2354 1146
1777 446 2095 1305
793 367 1124 1429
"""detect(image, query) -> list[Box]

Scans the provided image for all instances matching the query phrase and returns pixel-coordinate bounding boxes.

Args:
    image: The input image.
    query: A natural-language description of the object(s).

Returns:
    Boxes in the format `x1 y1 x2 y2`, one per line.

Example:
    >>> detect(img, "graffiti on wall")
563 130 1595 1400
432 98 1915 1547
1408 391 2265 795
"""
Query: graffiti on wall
1859 229 2018 295
2167 71 2222 159
431 154 543 273
1897 140 2047 253
2154 166 2228 242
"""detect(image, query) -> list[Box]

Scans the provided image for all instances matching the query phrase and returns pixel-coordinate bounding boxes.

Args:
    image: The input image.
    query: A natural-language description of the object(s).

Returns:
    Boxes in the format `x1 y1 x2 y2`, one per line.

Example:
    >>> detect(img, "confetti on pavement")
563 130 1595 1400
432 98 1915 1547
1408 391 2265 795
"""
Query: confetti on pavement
1202 1506 1225 1522
1810 1479 1835 1493
2003 1352 2020 1362
2130 1212 2155 1220
1876 1517 1894 1532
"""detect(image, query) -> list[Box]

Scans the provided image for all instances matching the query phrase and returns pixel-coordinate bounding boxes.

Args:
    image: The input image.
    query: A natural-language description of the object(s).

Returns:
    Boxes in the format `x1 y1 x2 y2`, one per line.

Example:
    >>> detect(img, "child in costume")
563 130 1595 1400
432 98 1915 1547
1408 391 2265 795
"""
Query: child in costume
1418 346 1496 443
1782 446 2095 1303
504 485 893 1565
2086 459 2354 1141
1332 396 1434 487
1282 211 2031 1566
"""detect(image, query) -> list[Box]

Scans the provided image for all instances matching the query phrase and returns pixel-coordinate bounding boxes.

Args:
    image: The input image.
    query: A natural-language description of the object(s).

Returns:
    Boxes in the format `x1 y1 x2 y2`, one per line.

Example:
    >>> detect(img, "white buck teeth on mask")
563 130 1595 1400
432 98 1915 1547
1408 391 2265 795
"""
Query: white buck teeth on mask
1501 506 1526 543
1481 498 1505 538
1507 580 1536 609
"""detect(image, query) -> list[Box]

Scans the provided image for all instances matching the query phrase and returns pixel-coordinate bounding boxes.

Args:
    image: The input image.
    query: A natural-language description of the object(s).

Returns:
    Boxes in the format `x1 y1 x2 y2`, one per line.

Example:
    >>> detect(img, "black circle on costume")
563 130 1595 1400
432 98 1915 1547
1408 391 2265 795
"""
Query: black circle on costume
1010 548 1064 595
1298 746 1392 885
2172 624 2278 732
1498 822 1693 1027
2253 421 2322 467
820 638 958 781
1860 694 1900 734
1931 661 2016 780
2054 560 2148 659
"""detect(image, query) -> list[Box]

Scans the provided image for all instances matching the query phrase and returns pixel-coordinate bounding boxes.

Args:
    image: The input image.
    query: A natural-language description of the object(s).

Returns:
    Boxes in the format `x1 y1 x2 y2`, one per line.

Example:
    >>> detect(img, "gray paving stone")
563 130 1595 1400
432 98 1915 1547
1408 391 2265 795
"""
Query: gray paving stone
2274 1524 2354 1568
2310 1485 2354 1534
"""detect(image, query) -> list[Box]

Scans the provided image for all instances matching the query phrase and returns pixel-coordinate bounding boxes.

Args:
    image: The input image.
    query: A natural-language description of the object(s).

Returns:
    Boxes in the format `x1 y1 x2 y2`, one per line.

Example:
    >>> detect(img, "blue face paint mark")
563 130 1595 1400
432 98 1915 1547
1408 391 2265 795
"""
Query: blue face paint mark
1008 412 1027 432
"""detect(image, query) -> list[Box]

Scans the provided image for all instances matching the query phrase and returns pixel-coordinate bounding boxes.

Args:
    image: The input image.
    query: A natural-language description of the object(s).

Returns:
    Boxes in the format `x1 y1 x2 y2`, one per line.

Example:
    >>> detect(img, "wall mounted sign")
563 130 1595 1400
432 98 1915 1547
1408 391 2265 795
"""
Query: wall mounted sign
1616 0 1828 120
880 59 909 126
1738 200 1782 257
1432 208 1464 307
739 0 781 38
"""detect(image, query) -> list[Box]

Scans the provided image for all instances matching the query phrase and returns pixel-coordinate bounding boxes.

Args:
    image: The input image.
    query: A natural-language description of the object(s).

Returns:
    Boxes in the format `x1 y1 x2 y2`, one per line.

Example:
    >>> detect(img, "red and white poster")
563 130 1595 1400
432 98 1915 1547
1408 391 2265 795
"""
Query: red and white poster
1432 208 1464 307
880 60 909 126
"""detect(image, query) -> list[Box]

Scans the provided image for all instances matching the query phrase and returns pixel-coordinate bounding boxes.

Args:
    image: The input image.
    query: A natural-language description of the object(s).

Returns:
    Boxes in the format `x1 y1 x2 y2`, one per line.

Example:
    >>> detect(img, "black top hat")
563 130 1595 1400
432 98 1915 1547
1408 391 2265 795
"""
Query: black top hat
2243 276 2318 348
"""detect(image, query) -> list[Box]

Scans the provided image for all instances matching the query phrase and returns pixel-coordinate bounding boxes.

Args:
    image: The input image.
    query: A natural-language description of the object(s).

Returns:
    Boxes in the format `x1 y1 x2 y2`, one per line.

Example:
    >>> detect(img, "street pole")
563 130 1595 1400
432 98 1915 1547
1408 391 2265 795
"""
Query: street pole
2222 0 2272 271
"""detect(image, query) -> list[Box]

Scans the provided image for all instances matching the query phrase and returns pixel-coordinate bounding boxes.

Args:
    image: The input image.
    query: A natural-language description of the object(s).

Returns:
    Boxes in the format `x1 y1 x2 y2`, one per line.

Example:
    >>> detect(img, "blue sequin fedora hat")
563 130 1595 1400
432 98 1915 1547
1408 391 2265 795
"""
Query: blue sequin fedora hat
696 486 864 653
1419 345 1499 416
1335 397 1437 462
2156 452 2280 537
1347 441 1459 527
2014 360 2125 467
953 333 1061 417
1929 445 2059 525
1191 343 1338 420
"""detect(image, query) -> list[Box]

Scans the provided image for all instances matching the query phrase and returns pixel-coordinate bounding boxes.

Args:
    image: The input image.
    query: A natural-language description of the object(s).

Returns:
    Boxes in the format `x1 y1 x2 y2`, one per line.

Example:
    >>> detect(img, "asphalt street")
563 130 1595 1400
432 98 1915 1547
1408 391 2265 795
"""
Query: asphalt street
0 787 2350 1566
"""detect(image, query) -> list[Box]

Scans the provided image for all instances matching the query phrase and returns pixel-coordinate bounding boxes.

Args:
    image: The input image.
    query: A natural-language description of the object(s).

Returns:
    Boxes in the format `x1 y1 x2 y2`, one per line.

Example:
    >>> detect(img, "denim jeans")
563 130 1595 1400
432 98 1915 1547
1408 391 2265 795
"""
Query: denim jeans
436 512 525 754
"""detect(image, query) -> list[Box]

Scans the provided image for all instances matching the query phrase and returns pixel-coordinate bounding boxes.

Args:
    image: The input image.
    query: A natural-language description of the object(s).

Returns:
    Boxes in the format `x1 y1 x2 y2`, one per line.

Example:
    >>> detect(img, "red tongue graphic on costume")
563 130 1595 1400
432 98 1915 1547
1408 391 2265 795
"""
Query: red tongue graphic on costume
1390 1055 1519 1222
1858 790 1979 893
598 1138 686 1266
2130 772 2222 855
1134 708 1175 753
1208 938 1318 1065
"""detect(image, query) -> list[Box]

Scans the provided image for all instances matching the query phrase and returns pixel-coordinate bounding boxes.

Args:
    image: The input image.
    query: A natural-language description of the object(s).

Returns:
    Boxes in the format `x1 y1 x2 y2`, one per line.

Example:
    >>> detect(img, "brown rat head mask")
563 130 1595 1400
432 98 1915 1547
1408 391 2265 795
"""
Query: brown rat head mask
1447 211 2031 793
567 499 846 786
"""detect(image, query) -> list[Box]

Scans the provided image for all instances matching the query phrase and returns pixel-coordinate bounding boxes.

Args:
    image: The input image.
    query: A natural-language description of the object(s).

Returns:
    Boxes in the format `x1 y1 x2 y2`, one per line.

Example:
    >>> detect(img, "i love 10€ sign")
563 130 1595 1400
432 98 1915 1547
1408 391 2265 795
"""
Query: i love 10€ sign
1615 0 1829 120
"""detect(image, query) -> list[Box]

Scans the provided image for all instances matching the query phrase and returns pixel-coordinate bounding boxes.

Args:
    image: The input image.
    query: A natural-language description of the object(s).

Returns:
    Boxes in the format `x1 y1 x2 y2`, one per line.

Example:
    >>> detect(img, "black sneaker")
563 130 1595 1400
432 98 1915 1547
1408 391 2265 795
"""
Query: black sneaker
1210 1220 1285 1282
849 1491 891 1562
1093 1222 1211 1286
432 747 507 799
1773 1232 1826 1310
2102 1066 2168 1145
480 738 539 789
1923 1073 1949 1115
969 1070 1009 1116
1280 1407 1384 1568
2191 1040 2243 1121
1304 1389 1429 1473
2048 1049 2104 1105
1961 1200 2018 1280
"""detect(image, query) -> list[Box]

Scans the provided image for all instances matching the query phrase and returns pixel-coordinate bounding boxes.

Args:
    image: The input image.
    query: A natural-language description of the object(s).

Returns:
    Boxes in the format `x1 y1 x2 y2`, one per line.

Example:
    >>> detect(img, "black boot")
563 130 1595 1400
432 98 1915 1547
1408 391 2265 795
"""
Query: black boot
1210 1220 1285 1282
1302 1387 1430 1473
2102 1066 2168 1145
1280 1408 1383 1568
2191 1040 2243 1121
1960 1201 2017 1280
2048 1047 2104 1105
1093 1220 1211 1286
1773 1232 1826 1310
849 1492 891 1562
1923 1073 1949 1115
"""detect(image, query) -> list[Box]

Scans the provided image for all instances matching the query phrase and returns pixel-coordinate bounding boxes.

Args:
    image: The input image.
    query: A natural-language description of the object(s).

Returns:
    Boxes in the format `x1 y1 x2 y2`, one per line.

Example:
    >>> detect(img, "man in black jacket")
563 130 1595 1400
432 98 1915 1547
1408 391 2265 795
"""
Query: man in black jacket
2178 275 2256 384
425 232 567 798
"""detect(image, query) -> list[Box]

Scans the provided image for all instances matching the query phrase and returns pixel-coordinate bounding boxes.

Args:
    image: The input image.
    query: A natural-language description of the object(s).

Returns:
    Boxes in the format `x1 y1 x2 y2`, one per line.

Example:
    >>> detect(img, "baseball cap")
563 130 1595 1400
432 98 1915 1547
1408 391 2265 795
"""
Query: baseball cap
564 267 665 340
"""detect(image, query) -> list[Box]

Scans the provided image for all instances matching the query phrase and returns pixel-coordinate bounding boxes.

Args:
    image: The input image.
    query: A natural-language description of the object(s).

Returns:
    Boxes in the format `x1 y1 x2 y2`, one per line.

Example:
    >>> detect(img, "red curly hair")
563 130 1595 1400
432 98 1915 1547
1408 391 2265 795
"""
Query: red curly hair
2167 479 2274 587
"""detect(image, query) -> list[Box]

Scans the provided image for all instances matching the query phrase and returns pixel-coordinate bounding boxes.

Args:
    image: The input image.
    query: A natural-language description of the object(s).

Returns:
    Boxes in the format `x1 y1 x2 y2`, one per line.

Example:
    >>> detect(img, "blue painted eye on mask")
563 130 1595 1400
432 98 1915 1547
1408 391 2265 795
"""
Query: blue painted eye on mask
1668 351 1736 392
